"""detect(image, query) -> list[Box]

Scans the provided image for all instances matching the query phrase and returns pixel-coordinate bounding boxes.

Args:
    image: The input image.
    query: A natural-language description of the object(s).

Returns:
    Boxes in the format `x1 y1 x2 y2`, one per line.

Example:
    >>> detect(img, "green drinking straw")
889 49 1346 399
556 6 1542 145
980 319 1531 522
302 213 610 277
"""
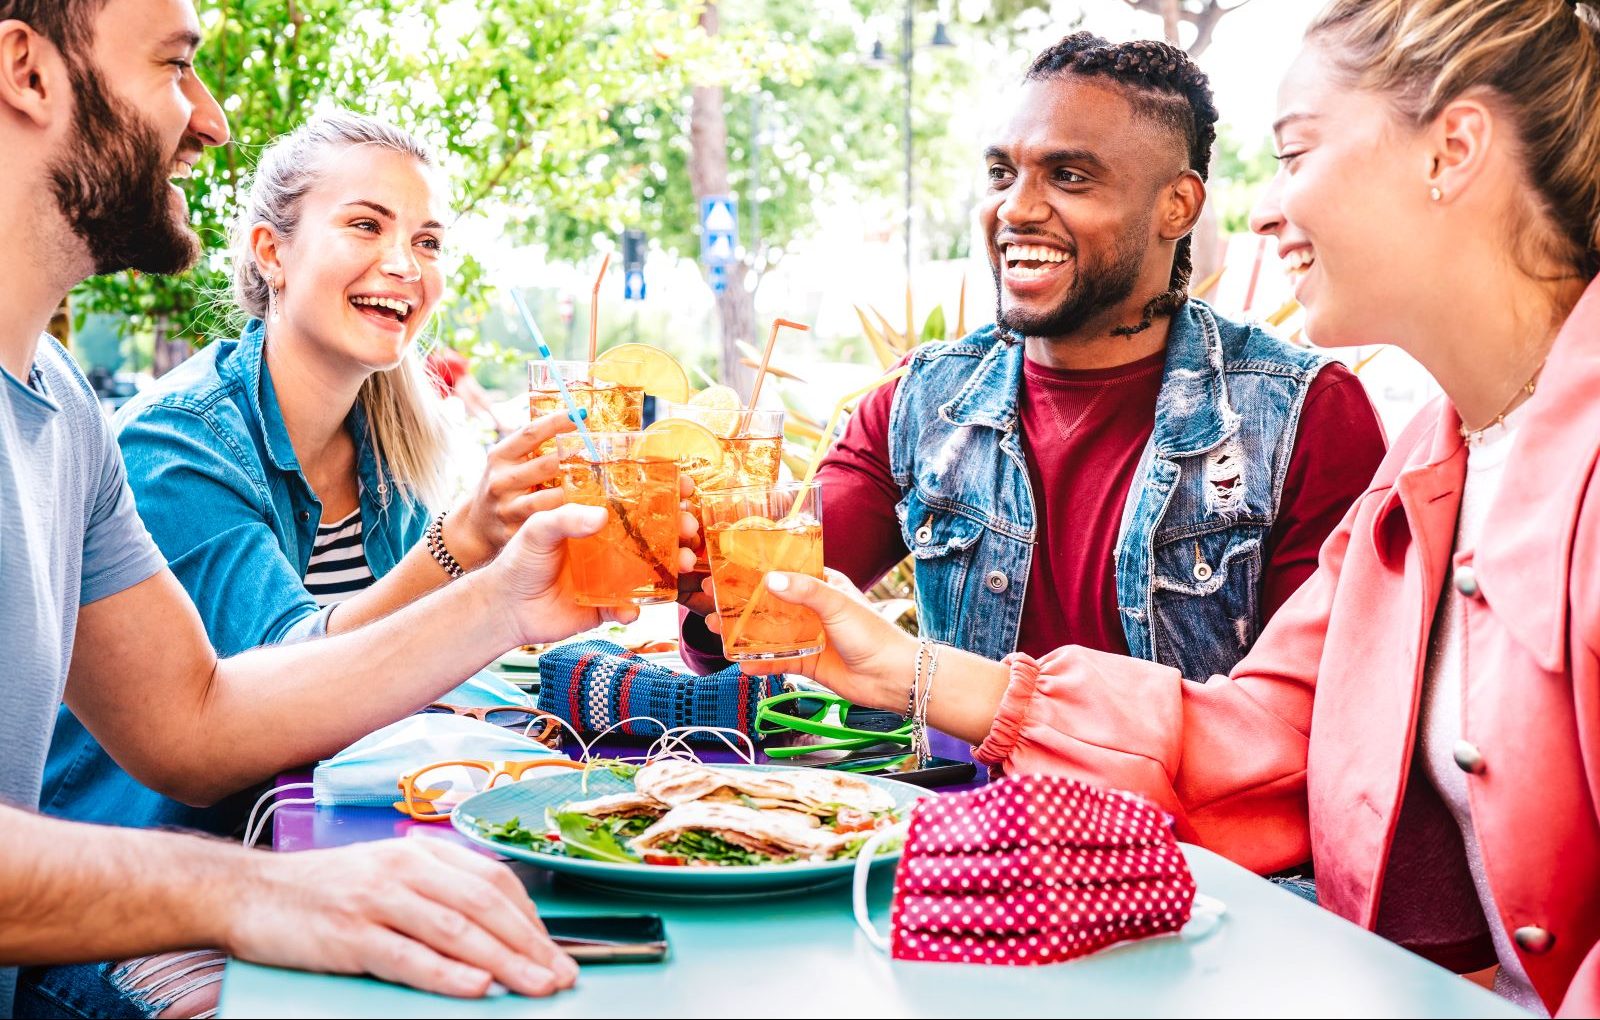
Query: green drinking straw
509 289 601 462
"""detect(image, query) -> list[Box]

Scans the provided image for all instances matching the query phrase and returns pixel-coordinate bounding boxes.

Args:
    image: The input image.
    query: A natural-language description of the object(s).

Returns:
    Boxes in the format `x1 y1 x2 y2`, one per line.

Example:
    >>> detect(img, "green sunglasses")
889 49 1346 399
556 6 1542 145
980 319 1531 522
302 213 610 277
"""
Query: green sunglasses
755 690 912 758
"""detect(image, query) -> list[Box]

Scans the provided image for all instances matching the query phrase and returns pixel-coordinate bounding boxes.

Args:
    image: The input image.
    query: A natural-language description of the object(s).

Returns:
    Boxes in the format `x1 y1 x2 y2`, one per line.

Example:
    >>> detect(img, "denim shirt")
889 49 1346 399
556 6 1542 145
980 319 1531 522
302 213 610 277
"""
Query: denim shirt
887 299 1328 681
41 319 429 834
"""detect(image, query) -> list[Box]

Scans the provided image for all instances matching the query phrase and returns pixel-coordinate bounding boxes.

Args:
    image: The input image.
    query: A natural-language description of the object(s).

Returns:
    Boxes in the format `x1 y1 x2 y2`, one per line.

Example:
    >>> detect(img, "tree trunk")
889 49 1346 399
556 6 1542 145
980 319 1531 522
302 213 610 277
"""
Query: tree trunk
687 2 756 392
151 314 191 378
1159 0 1182 45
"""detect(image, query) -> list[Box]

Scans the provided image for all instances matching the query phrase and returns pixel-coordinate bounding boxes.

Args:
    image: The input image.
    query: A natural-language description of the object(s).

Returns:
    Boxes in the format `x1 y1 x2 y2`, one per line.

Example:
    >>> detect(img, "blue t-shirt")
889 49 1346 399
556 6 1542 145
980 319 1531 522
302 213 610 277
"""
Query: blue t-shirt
40 322 428 838
0 337 166 1013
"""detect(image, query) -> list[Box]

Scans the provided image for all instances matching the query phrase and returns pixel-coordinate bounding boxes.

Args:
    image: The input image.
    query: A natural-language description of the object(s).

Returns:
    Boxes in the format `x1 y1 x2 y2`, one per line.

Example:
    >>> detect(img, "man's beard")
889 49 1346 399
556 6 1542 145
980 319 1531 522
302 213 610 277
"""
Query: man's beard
46 61 199 277
992 227 1146 339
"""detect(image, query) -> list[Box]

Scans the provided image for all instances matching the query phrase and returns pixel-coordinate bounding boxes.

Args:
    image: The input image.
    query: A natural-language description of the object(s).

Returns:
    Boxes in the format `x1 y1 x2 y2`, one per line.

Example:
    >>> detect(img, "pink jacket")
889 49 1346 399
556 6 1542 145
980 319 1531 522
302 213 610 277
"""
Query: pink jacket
975 278 1600 1017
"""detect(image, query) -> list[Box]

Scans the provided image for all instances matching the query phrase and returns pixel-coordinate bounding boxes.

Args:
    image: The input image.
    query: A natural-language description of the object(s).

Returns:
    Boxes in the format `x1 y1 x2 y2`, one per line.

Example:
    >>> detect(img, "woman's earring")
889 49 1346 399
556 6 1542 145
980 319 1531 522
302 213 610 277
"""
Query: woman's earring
1429 186 1443 202
268 280 283 323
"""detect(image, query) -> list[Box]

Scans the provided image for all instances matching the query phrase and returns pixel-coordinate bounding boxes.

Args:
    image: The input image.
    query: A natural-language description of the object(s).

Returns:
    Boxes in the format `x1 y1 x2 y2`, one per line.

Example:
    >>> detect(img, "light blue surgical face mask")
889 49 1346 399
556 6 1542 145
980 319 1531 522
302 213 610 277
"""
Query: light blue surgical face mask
244 713 562 847
440 669 531 709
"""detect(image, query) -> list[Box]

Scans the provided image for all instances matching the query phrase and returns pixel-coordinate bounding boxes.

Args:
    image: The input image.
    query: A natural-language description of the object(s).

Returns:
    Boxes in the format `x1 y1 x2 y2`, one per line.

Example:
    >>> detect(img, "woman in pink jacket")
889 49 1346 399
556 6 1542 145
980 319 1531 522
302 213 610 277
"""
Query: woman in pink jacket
722 0 1600 1014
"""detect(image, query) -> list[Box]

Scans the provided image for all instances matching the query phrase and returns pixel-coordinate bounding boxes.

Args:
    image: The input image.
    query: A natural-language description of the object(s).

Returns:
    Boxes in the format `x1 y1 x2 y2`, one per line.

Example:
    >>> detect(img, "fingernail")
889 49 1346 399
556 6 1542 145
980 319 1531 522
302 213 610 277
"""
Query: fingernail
557 955 579 982
522 962 556 991
766 572 790 592
485 980 510 998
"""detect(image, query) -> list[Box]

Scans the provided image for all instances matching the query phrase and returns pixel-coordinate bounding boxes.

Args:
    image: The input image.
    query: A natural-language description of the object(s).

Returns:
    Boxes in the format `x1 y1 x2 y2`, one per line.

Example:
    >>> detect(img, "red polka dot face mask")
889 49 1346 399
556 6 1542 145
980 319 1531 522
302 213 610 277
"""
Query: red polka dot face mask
853 774 1225 964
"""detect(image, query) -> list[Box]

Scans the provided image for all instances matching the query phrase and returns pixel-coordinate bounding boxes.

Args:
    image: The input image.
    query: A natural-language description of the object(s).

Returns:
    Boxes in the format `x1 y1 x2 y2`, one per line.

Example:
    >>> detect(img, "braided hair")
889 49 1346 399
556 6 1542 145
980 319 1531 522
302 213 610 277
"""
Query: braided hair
1026 32 1219 336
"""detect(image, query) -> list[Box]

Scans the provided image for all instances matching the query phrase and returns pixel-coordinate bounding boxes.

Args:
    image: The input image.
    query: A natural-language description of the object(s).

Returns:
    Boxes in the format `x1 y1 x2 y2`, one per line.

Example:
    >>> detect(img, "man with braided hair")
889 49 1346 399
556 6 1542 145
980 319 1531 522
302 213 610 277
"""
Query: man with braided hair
683 31 1386 764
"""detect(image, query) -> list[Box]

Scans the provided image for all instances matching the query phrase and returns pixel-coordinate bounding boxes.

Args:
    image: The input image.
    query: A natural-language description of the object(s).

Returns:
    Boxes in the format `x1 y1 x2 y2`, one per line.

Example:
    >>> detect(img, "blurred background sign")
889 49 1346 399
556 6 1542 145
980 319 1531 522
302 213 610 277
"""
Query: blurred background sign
622 229 647 302
700 195 738 291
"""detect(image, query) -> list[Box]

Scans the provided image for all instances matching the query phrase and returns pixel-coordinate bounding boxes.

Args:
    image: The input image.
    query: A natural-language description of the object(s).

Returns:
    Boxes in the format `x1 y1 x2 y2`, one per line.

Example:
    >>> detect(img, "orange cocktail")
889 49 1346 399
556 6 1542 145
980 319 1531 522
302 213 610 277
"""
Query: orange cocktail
702 482 824 660
557 433 679 607
659 399 784 571
529 360 644 454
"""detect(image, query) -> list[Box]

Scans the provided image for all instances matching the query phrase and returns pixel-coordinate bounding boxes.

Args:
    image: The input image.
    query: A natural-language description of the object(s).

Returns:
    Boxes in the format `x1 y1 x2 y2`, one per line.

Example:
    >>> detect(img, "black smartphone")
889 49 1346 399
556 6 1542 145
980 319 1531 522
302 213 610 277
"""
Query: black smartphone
542 914 668 964
801 752 978 788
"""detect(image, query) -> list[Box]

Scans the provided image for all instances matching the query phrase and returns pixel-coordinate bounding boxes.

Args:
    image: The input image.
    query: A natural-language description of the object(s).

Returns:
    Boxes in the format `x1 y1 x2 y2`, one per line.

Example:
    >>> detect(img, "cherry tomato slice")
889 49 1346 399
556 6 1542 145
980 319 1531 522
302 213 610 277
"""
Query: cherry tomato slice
643 851 687 866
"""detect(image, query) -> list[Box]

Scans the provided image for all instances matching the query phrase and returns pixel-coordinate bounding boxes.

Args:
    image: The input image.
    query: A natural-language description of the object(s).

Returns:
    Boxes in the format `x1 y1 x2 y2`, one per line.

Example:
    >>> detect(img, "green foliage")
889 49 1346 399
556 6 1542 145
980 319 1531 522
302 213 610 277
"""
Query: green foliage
1209 123 1278 234
74 0 700 346
537 0 974 277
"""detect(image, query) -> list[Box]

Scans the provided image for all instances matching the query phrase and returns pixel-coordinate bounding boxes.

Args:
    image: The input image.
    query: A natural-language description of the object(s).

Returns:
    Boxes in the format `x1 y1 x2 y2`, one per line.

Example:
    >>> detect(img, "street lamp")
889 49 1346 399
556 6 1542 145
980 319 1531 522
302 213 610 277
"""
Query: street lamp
876 5 955 283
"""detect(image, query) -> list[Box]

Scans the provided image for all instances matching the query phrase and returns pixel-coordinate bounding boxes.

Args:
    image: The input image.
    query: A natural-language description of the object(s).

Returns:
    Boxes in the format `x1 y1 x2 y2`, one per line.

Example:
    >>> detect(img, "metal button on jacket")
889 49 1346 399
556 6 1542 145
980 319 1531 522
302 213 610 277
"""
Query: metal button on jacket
1452 739 1486 775
985 570 1009 593
1193 561 1214 583
1454 565 1480 598
1513 926 1555 955
915 523 933 545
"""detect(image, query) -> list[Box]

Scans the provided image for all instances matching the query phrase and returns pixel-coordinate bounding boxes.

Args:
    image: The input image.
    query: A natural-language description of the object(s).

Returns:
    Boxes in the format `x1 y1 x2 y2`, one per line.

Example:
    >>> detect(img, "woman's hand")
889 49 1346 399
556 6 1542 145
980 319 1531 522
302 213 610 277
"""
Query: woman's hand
444 412 575 568
488 482 700 645
705 568 919 712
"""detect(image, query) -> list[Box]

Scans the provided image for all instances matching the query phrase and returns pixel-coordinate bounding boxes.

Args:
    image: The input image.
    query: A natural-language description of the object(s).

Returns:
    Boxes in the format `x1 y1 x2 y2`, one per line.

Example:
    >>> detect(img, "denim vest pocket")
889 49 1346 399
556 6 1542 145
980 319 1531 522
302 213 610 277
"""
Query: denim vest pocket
1148 529 1265 680
897 488 988 644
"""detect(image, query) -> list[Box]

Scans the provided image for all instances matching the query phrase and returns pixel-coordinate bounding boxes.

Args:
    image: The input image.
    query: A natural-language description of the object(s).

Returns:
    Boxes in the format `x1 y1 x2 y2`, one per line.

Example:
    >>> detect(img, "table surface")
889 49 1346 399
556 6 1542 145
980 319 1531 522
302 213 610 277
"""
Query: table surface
220 840 1526 1019
227 775 1530 1019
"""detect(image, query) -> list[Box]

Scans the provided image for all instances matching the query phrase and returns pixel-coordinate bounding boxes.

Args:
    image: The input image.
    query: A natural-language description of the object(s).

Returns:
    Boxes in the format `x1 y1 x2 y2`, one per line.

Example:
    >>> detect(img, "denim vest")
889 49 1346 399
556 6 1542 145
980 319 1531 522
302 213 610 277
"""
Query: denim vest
888 299 1327 681
41 320 429 834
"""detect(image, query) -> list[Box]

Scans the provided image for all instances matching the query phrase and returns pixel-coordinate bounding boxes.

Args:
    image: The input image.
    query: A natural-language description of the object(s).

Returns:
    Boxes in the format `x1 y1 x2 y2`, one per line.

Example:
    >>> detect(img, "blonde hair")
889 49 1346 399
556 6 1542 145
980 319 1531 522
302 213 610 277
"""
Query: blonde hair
231 110 452 509
1309 0 1600 279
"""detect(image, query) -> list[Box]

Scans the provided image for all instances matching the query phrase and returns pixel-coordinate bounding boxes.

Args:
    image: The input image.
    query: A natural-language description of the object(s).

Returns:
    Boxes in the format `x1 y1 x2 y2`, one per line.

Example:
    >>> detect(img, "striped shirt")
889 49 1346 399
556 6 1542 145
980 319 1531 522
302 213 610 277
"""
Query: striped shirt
303 508 374 607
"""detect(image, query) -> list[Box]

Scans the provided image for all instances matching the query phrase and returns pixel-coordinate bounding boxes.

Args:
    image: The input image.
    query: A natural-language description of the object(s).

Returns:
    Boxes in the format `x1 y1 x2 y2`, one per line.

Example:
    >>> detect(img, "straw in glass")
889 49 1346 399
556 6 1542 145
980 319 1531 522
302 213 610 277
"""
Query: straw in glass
510 289 600 462
588 252 611 363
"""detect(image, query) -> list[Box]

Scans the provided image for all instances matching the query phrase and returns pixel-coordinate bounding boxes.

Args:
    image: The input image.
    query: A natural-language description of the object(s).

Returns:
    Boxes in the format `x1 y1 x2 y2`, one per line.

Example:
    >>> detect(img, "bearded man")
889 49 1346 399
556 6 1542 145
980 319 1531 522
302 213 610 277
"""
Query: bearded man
683 32 1387 765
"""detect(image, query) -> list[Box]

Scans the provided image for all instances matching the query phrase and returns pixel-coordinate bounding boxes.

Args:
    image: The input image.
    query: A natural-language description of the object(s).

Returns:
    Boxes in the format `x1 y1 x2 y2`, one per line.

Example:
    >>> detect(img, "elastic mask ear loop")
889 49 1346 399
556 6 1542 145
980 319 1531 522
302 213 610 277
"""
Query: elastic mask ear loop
647 726 756 765
243 783 313 850
1182 893 1228 941
852 825 904 954
576 716 669 792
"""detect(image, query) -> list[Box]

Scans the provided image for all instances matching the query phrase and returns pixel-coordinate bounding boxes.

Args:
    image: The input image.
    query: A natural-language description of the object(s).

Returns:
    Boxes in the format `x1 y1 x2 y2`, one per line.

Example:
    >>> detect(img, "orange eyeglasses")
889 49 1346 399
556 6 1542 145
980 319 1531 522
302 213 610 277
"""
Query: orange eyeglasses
420 703 564 749
393 757 584 821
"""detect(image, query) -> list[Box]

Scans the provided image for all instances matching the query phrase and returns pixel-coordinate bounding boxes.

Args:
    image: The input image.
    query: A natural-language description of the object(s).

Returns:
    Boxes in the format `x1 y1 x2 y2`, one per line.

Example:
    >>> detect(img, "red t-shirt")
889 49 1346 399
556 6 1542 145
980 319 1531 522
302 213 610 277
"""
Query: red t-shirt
811 350 1386 660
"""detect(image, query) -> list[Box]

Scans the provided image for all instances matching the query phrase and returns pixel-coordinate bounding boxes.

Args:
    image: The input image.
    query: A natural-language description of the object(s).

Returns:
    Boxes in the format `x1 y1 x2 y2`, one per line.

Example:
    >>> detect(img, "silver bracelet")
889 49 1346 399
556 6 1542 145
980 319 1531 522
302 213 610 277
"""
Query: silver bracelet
907 640 927 765
911 639 941 766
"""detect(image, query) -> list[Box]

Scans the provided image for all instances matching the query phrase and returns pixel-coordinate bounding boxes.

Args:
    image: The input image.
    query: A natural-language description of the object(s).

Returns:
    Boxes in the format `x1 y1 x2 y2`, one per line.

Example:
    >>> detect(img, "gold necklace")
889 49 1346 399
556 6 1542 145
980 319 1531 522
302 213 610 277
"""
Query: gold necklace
1458 361 1544 446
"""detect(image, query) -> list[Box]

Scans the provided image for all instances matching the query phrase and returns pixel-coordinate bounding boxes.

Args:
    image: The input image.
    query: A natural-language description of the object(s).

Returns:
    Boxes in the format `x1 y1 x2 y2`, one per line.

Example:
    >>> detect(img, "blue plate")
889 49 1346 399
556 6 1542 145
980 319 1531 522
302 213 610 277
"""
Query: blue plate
452 764 932 898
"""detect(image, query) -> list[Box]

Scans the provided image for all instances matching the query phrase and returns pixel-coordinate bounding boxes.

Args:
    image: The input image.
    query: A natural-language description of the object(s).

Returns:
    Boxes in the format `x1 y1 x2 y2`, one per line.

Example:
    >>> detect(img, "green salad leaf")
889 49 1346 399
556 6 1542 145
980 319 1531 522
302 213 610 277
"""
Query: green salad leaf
657 830 789 867
549 809 643 864
477 815 562 856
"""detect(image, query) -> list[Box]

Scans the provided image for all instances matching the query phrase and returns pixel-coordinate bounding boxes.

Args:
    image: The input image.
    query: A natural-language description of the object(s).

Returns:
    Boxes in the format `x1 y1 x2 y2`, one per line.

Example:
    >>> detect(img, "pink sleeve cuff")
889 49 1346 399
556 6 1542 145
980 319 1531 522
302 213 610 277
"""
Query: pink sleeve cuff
973 652 1043 768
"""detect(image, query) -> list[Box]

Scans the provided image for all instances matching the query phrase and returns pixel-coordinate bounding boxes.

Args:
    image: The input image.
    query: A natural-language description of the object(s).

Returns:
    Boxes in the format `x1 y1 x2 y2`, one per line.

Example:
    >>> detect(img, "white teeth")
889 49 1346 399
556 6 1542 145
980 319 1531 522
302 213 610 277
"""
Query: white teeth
351 295 412 319
170 161 194 180
1009 264 1056 280
1003 243 1068 265
1282 248 1315 273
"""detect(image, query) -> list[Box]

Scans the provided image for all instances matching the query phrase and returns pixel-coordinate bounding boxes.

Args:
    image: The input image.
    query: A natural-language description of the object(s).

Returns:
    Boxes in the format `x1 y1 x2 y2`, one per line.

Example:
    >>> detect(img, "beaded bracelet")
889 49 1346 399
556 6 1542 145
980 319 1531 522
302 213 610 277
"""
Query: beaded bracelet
425 511 465 580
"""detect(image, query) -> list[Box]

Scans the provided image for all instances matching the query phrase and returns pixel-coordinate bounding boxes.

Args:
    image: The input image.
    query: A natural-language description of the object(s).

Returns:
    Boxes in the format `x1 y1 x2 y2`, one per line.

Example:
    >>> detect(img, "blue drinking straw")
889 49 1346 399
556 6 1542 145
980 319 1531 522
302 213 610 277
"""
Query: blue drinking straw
509 288 601 462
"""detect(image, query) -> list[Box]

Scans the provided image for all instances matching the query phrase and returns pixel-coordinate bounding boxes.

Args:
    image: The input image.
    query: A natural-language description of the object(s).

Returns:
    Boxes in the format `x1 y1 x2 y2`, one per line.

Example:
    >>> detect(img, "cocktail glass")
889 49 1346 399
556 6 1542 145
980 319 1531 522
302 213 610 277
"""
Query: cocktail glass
556 433 680 607
529 359 644 455
660 403 784 571
702 481 824 661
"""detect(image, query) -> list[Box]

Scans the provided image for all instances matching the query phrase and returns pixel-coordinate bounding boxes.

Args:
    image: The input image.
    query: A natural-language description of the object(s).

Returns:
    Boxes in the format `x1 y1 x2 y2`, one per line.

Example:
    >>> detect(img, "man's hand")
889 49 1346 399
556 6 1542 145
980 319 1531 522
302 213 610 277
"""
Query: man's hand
227 836 578 999
485 481 700 646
